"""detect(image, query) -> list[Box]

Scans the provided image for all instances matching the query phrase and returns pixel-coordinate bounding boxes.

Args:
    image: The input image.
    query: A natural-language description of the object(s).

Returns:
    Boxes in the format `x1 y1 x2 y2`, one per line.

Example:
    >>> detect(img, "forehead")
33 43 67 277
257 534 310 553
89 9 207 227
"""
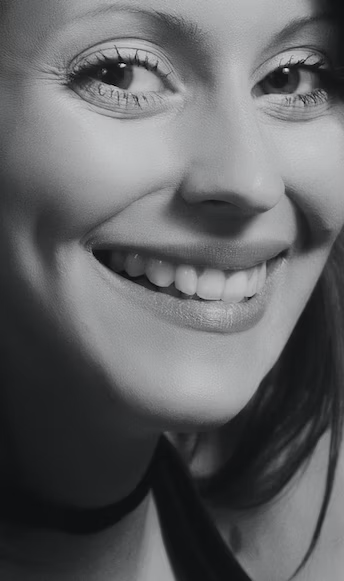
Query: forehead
0 0 333 67
0 0 326 34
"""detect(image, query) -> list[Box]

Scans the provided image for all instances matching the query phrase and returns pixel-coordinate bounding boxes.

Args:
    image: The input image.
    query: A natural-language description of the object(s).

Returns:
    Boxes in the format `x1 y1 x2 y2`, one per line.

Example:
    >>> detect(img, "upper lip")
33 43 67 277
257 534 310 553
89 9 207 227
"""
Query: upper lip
91 239 290 271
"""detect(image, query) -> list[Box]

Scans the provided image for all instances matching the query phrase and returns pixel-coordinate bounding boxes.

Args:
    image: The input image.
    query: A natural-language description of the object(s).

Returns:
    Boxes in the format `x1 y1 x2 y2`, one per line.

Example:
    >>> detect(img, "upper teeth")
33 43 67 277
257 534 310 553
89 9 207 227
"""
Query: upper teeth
106 250 267 303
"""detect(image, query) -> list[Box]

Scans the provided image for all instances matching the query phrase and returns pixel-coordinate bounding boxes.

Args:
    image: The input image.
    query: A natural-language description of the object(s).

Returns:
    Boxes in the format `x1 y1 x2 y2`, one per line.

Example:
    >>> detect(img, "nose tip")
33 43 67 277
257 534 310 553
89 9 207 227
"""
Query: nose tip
180 161 284 215
179 106 285 216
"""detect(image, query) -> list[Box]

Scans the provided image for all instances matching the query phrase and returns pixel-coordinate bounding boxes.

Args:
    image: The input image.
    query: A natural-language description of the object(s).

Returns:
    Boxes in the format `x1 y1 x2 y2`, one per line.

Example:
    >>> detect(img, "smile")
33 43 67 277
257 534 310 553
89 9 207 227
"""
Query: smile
93 249 268 304
92 247 288 334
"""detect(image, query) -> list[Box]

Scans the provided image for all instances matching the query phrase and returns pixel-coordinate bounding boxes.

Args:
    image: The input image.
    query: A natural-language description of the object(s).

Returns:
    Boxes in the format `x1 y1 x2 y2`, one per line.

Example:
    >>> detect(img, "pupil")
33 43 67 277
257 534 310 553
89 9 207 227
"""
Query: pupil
267 67 299 93
98 63 134 90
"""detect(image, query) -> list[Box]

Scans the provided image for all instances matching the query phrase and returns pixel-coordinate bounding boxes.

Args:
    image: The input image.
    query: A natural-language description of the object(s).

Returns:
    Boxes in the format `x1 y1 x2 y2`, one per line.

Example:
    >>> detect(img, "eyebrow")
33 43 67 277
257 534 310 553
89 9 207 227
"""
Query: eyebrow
265 13 336 51
75 4 335 52
76 3 208 45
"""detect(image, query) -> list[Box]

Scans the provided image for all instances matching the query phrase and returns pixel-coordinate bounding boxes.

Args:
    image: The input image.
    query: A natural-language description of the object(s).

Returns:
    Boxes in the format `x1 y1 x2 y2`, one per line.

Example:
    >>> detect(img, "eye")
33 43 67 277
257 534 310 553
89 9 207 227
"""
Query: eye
67 43 184 118
86 54 167 94
253 54 343 119
258 66 320 96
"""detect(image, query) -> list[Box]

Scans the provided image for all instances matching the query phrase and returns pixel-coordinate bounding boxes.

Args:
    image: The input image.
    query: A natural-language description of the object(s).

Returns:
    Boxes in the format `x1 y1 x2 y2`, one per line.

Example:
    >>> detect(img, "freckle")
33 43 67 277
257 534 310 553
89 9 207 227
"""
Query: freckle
228 525 243 555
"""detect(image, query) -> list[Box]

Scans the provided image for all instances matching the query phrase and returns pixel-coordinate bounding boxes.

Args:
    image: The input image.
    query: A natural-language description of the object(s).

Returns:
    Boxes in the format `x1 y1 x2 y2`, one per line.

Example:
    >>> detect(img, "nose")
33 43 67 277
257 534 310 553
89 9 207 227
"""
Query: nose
179 95 285 215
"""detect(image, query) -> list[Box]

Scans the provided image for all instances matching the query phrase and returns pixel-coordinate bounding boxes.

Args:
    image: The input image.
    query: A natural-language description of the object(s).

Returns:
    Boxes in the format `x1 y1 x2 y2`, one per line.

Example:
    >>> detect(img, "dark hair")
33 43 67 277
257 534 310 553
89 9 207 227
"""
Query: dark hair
193 229 344 573
174 2 344 575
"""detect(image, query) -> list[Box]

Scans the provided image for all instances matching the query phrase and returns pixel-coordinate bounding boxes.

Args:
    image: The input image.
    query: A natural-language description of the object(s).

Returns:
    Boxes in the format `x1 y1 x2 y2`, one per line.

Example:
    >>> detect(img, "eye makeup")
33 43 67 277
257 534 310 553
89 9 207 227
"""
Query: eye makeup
66 41 182 116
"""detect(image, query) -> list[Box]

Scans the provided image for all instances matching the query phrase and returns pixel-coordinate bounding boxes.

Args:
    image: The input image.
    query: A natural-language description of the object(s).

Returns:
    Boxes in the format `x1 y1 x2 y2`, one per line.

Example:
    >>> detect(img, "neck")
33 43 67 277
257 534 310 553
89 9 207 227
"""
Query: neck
207 431 344 581
2 430 160 512
0 443 176 581
0 492 155 581
1 379 159 510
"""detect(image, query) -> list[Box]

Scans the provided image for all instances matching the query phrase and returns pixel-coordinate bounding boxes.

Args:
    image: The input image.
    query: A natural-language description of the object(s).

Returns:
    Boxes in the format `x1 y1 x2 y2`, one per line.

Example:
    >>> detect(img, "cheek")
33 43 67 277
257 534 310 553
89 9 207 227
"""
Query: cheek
271 113 344 241
1 83 185 239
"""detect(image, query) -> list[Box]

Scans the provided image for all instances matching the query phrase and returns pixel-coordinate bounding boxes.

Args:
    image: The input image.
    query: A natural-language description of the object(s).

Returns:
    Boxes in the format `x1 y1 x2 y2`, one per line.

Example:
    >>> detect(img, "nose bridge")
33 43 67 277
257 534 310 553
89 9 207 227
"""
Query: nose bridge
181 89 285 213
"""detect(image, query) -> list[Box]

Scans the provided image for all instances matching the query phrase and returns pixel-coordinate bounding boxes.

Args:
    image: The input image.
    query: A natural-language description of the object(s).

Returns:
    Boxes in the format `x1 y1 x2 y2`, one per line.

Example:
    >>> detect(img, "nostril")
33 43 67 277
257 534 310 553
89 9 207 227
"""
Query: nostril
200 200 246 216
202 200 231 208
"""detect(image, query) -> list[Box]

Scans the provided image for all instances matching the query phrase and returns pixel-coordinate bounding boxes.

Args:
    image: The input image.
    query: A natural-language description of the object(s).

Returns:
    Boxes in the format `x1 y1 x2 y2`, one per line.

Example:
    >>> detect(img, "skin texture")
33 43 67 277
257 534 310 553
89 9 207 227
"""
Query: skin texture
0 0 344 578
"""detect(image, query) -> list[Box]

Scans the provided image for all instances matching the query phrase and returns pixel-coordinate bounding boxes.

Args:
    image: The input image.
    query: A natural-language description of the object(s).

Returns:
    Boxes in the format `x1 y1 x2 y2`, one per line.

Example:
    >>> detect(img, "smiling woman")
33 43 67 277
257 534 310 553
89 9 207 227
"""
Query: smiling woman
0 0 344 580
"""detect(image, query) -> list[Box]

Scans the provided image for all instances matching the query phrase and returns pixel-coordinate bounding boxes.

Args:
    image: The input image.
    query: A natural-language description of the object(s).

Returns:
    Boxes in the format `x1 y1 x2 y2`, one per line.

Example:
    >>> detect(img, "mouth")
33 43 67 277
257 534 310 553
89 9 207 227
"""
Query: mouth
92 247 283 304
90 246 288 333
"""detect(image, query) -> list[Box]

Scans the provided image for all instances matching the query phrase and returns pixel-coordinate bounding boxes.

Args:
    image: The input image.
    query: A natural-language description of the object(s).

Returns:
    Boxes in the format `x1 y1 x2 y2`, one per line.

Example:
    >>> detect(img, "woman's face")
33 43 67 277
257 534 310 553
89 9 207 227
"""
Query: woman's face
0 0 344 451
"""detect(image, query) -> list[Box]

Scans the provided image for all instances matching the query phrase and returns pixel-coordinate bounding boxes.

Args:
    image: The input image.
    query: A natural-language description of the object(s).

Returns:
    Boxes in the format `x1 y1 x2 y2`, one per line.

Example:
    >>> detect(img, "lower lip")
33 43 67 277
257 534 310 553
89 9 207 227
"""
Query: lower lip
96 255 287 334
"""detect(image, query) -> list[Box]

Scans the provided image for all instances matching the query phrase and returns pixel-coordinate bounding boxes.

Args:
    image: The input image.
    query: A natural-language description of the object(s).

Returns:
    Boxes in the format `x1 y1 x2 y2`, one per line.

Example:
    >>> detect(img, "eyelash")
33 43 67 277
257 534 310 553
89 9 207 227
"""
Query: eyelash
67 48 344 116
267 56 342 109
67 46 174 111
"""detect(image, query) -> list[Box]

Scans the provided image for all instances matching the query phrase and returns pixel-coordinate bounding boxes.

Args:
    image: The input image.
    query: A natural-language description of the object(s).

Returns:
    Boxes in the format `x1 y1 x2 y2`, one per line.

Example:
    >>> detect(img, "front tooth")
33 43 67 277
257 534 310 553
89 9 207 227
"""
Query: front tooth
145 259 175 287
175 265 198 295
109 250 125 273
221 270 248 303
245 267 259 297
124 253 146 277
196 268 226 300
256 262 267 292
